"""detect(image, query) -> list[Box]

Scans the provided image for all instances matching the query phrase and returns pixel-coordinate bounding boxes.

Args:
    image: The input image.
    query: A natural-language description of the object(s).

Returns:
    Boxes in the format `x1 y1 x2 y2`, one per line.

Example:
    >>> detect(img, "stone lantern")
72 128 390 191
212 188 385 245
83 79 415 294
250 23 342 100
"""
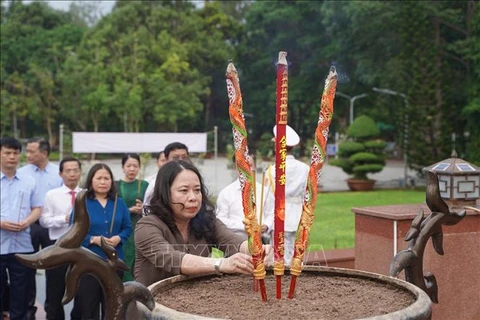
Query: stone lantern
423 150 480 206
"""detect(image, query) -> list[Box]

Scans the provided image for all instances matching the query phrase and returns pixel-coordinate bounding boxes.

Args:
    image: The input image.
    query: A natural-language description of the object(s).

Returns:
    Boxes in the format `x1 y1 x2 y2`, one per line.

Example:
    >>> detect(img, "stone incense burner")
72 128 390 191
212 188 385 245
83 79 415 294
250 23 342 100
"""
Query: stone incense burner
137 266 431 320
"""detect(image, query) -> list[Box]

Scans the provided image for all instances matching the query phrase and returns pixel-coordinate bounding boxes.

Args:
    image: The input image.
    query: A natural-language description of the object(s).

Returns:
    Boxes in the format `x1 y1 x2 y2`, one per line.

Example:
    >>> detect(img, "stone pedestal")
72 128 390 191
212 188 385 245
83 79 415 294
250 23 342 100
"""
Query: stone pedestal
353 204 480 320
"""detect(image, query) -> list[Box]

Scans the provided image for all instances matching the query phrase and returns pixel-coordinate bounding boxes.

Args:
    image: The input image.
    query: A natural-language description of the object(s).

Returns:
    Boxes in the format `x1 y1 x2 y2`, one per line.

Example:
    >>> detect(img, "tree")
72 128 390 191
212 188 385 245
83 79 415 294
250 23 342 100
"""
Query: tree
0 1 85 145
330 115 387 182
395 2 478 168
1 0 476 164
59 0 243 137
460 1 480 164
237 1 337 155
68 0 104 27
320 1 479 169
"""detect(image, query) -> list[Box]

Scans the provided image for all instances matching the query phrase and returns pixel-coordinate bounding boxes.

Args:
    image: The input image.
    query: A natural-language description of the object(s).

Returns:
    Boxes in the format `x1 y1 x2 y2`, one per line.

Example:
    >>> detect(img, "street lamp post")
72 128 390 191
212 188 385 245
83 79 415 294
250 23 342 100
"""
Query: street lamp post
372 87 409 187
59 124 64 161
335 92 369 125
13 109 18 139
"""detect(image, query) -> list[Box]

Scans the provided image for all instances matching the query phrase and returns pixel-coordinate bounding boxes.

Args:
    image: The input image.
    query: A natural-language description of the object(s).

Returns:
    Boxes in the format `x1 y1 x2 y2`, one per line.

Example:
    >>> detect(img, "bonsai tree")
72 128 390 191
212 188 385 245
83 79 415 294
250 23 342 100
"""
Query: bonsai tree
331 115 387 182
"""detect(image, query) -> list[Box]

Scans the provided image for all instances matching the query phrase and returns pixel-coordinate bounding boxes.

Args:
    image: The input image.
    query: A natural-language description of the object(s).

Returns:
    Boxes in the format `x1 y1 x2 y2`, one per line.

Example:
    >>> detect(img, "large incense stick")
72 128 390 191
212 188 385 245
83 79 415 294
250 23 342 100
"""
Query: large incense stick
226 61 267 302
288 66 337 299
274 51 288 299
259 171 266 228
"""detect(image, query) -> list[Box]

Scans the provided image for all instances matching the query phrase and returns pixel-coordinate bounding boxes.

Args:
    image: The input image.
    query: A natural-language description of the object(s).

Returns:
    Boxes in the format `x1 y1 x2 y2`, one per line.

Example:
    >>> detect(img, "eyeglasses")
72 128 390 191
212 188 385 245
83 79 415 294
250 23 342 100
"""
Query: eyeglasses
64 169 80 174
170 155 189 161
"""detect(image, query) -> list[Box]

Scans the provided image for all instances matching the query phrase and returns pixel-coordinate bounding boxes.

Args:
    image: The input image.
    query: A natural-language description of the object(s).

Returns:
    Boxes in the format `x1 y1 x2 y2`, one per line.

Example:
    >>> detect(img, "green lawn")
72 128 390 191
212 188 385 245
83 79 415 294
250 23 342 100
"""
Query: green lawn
307 189 425 251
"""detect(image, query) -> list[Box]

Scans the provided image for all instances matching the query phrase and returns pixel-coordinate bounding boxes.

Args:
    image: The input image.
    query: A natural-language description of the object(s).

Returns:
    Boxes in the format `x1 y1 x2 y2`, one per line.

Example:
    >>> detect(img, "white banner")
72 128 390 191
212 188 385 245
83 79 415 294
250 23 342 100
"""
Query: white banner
72 132 207 153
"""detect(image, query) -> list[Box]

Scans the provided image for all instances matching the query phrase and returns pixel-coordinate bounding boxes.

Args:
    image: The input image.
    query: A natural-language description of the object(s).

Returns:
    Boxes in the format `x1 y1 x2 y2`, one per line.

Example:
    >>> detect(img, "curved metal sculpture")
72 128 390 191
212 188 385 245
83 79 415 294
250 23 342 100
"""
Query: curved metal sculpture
390 170 466 303
15 190 155 320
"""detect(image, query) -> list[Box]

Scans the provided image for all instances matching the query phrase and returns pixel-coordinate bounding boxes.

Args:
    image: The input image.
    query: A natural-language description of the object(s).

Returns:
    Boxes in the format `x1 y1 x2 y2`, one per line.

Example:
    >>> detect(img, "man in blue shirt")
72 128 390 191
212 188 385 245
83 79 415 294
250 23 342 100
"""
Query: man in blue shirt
18 138 62 319
0 137 42 320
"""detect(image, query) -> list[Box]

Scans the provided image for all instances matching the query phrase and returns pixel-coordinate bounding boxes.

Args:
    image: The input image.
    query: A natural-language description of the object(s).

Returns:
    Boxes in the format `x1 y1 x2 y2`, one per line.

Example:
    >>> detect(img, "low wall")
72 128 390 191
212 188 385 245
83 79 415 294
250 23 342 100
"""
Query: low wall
304 248 355 269
352 204 480 320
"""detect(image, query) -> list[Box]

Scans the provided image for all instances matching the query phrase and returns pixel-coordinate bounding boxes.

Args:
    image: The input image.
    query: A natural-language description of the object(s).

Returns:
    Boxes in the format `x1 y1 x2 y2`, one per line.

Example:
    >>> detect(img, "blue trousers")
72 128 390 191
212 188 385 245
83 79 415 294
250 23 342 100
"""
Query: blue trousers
0 253 34 320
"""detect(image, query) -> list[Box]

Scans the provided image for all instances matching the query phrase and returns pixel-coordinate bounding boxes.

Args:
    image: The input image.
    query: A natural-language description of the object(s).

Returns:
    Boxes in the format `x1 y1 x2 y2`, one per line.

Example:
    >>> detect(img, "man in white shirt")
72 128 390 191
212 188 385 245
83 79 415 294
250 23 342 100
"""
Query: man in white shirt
263 125 309 266
39 157 82 320
216 155 268 239
143 142 190 209
144 151 166 184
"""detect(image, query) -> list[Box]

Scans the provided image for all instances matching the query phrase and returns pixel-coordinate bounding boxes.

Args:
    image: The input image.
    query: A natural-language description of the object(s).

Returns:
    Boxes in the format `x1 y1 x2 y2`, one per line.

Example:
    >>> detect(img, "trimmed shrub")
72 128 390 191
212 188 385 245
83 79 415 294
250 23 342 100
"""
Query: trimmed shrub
349 152 379 163
347 115 380 138
364 139 388 150
337 141 365 156
331 115 387 180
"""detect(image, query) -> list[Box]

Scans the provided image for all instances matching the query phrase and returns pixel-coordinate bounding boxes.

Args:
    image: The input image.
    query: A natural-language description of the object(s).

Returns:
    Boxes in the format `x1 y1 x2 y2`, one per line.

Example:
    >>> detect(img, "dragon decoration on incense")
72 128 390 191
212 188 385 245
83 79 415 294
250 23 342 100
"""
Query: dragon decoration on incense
15 191 155 320
289 65 337 298
390 170 466 303
226 54 337 300
226 61 268 301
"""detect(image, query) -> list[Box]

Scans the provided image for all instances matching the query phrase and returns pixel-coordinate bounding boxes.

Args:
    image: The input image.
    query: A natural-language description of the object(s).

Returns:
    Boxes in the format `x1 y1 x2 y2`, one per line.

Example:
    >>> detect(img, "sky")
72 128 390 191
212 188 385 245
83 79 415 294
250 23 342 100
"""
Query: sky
23 0 116 15
22 0 204 14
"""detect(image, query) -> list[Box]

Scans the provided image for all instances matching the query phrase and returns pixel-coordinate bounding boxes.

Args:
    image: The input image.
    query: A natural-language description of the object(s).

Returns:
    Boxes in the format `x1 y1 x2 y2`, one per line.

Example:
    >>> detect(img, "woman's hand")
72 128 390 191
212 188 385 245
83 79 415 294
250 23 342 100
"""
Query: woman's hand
238 241 273 267
90 235 121 247
263 244 274 267
129 199 143 215
105 235 121 247
90 236 100 246
219 253 254 275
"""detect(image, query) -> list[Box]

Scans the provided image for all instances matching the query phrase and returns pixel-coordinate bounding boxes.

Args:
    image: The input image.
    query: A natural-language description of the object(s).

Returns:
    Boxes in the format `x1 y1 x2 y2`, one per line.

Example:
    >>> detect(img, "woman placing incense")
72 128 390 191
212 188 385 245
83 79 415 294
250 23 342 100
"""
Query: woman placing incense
135 160 272 287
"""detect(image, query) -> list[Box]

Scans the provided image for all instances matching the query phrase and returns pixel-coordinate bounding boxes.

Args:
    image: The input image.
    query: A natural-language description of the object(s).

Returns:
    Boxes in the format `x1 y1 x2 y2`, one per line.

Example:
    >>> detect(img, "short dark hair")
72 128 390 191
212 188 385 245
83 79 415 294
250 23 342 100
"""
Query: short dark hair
164 142 189 159
156 151 165 161
27 137 51 155
146 160 215 243
121 153 141 167
84 163 117 200
0 137 22 151
59 157 81 173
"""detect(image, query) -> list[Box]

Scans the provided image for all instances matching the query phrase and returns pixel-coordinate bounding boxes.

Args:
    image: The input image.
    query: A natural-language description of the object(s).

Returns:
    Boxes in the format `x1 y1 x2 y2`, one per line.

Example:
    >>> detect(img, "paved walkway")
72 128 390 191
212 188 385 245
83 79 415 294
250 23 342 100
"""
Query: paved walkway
34 270 72 320
87 156 422 196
